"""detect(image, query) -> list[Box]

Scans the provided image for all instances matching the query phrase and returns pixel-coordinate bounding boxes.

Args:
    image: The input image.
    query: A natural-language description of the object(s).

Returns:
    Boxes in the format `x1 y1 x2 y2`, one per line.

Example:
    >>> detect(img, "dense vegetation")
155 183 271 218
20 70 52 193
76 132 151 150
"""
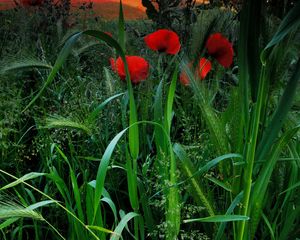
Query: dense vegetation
0 1 299 239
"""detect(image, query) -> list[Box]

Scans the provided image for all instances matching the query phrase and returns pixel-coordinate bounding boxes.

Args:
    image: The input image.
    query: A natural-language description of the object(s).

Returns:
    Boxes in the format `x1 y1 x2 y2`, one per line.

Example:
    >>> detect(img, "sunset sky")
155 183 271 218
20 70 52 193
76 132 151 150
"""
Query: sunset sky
0 0 209 19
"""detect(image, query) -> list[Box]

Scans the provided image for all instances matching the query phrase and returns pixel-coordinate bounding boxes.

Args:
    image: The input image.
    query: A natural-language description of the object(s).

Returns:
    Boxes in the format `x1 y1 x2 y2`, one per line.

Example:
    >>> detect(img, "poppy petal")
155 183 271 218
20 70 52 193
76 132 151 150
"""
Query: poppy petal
144 29 181 55
111 56 149 84
180 59 211 86
198 58 212 80
206 33 233 68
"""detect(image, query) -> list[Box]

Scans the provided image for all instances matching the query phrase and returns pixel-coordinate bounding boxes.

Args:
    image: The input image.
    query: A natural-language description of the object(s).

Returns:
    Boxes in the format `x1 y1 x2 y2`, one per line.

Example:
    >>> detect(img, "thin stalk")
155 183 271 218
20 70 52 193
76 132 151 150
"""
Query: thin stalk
237 66 267 240
43 218 65 240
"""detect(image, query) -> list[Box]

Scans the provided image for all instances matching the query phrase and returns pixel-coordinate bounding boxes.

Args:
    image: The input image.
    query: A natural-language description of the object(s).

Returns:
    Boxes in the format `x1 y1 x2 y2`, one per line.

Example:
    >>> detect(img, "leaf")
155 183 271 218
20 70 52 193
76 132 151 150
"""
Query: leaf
205 176 232 192
280 181 300 195
0 172 46 190
181 59 229 155
154 79 165 152
249 125 300 238
166 150 180 240
183 215 249 223
262 213 275 240
87 225 114 235
23 30 127 112
261 1 300 63
22 32 82 112
110 212 139 240
215 191 244 240
256 59 300 162
165 66 180 240
101 197 118 225
118 0 126 51
86 93 124 123
164 64 178 133
0 58 52 75
0 218 19 230
55 146 85 222
93 128 128 221
197 153 243 176
26 200 57 210
173 143 215 216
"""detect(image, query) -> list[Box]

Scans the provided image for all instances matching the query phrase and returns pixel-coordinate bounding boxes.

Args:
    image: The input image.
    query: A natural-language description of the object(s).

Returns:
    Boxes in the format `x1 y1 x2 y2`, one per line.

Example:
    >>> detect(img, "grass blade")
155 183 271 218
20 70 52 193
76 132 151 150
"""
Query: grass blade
215 191 244 240
280 181 300 195
249 124 300 238
1 173 46 190
183 215 249 223
23 30 127 112
173 143 215 216
110 212 139 240
87 225 114 235
86 92 124 124
256 59 300 162
22 32 82 112
261 1 300 63
0 58 52 75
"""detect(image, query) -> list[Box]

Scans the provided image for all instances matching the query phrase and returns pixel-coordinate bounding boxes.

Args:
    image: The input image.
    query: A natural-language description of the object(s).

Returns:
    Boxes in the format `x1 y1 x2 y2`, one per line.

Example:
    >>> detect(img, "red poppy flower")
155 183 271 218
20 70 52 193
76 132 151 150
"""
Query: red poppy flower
180 58 212 86
20 0 43 6
110 56 149 84
144 29 181 55
205 33 233 68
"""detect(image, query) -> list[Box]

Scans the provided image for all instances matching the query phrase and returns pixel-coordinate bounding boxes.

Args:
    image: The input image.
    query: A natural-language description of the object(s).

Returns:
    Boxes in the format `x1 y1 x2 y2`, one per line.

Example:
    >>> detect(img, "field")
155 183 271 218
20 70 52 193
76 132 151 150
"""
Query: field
0 1 300 240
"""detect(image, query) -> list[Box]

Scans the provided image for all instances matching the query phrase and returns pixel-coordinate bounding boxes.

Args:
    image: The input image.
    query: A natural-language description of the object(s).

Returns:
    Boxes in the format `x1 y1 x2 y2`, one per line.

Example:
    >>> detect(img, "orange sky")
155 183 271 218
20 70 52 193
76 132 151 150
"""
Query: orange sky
0 0 209 19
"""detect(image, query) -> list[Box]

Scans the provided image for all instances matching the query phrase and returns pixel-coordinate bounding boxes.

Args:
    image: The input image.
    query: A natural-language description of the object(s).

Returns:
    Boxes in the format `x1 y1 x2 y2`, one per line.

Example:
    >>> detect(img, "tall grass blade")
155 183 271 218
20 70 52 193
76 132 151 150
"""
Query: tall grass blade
55 146 85 222
22 32 82 112
256 59 300 162
1 173 46 190
183 215 249 223
101 197 118 225
261 1 300 63
173 143 215 216
249 124 300 238
110 212 139 240
181 60 229 155
86 92 124 124
93 128 127 221
118 0 126 51
261 213 275 240
0 218 19 230
0 58 52 75
23 30 127 112
87 225 114 235
215 191 244 240
280 181 300 195
164 64 178 133
165 66 180 239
